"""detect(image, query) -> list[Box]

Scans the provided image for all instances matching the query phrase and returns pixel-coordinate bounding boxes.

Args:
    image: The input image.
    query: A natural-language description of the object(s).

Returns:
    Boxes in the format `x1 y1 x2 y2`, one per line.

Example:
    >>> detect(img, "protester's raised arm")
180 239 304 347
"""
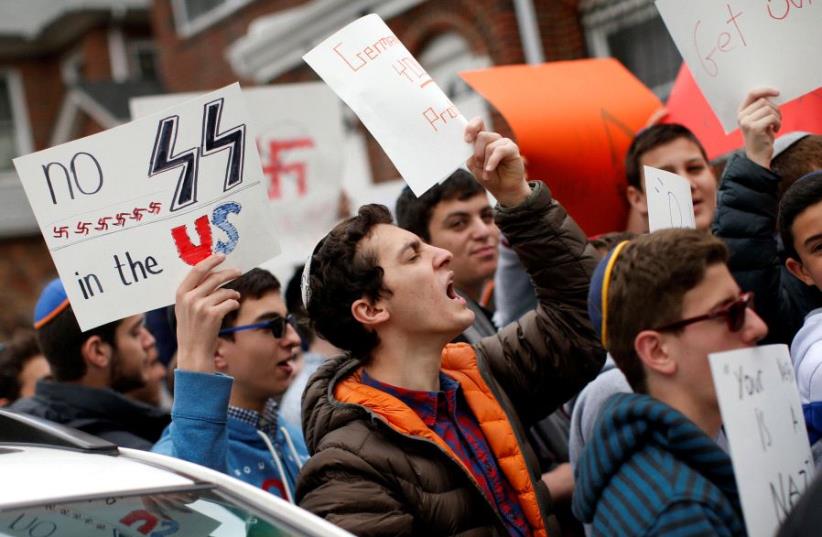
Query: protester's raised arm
738 87 781 169
174 254 241 373
464 117 531 208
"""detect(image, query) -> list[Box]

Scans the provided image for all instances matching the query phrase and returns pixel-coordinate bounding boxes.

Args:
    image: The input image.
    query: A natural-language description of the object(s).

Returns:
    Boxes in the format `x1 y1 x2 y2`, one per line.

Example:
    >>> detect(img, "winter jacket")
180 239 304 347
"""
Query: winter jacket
10 379 169 449
572 393 745 536
297 181 605 537
713 152 822 345
152 371 308 501
789 307 822 465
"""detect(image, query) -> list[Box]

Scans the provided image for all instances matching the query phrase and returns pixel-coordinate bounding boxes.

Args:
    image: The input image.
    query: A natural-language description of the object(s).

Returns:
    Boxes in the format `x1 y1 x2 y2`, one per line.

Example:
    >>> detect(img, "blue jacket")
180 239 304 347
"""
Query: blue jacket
152 370 308 502
572 393 745 536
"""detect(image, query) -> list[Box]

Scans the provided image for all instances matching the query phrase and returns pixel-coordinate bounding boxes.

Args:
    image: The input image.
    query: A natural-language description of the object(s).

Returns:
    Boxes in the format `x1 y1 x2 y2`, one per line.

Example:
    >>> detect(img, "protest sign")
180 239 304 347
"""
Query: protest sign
664 64 822 160
656 0 822 133
460 59 662 236
709 344 815 537
303 14 472 196
643 165 695 232
14 83 280 330
131 83 344 276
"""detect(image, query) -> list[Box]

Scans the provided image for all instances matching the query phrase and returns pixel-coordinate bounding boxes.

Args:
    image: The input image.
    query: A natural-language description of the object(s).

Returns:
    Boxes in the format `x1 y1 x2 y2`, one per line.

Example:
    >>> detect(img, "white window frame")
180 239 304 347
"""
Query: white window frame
0 69 33 179
171 0 256 39
582 0 678 97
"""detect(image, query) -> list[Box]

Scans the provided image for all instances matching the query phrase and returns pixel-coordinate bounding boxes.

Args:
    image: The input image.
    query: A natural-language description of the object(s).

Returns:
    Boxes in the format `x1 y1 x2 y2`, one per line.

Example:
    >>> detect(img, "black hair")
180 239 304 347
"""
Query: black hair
779 171 822 261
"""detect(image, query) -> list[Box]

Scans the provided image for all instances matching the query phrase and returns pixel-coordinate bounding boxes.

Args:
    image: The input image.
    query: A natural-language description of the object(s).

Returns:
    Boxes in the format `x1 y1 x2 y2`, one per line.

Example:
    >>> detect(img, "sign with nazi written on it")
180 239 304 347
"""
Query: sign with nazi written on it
130 83 344 276
14 83 280 330
655 0 822 133
643 165 696 232
303 13 473 197
709 344 815 537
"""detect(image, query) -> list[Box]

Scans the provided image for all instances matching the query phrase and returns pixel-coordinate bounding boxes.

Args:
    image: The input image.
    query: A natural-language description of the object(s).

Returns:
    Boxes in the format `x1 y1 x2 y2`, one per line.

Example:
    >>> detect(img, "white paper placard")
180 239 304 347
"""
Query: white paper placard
709 344 815 537
303 13 472 196
14 83 280 330
655 0 822 133
131 83 344 275
643 165 696 232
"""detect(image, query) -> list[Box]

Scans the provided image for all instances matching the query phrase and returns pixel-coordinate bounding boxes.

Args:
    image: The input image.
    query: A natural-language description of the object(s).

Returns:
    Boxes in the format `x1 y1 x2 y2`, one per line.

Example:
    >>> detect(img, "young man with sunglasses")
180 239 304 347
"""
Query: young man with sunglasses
573 229 767 536
153 268 309 502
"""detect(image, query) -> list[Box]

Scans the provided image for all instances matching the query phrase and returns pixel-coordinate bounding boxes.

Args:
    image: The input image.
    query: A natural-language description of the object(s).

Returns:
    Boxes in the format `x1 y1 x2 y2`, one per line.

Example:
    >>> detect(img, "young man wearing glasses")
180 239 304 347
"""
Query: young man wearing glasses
153 268 309 502
572 229 767 535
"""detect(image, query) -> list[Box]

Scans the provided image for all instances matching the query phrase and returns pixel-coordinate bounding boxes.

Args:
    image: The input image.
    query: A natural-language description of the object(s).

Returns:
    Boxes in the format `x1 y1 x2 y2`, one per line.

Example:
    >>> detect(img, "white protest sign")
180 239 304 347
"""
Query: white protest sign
14 83 280 330
655 0 822 133
303 14 472 196
131 83 344 274
709 344 815 537
643 165 696 232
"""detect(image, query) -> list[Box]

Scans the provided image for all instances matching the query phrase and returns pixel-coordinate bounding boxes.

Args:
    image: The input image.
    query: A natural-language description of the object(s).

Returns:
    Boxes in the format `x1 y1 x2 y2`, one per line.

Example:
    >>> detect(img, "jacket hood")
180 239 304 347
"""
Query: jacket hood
301 353 367 453
572 392 738 523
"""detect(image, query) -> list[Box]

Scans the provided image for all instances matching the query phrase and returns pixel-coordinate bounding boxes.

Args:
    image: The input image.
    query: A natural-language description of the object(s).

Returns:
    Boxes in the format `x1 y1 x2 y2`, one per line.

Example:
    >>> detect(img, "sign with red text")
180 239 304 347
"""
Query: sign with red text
131 83 344 272
656 0 821 133
303 14 472 196
709 345 815 537
644 166 696 232
14 83 280 330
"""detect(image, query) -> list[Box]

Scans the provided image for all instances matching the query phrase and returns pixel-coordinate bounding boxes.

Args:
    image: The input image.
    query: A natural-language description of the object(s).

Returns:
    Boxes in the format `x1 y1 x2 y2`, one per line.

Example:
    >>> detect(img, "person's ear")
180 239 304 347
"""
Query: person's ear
351 297 389 329
626 185 648 215
80 335 112 370
214 337 230 373
634 330 677 377
786 257 817 287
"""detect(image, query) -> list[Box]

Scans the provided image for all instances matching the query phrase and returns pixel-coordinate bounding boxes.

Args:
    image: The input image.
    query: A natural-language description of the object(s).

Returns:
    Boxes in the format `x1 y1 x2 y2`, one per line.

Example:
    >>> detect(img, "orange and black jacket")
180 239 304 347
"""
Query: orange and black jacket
297 182 606 537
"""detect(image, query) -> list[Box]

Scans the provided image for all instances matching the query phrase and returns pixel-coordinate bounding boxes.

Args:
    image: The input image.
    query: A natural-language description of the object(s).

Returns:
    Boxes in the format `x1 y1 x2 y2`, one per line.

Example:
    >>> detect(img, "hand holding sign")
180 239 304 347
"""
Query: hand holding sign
464 118 529 208
644 166 696 232
303 14 472 196
709 344 815 537
738 87 782 169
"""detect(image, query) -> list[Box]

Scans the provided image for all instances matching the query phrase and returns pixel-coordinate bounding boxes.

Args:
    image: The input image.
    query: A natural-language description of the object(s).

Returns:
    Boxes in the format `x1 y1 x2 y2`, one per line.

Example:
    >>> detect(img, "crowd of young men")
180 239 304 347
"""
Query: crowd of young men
3 83 822 537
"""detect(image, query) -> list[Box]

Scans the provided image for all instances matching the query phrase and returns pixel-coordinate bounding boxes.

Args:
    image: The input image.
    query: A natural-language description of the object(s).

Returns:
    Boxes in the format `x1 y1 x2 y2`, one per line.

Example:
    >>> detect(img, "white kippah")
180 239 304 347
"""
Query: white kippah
301 249 314 310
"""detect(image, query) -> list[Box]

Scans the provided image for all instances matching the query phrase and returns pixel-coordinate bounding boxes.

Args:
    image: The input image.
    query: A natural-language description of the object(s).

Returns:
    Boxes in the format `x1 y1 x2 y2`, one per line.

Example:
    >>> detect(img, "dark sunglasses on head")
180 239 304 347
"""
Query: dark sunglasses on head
218 314 297 339
654 291 754 333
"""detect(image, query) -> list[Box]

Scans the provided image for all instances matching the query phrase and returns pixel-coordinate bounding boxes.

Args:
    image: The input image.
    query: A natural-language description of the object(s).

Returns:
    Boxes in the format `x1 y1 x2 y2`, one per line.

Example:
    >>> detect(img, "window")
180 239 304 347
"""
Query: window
172 0 256 37
0 71 32 173
582 0 681 98
128 41 159 81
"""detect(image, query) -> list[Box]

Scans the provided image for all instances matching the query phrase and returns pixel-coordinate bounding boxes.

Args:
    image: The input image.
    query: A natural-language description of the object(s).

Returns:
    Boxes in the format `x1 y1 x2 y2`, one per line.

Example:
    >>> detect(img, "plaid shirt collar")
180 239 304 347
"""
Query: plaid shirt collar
360 370 459 427
227 398 280 435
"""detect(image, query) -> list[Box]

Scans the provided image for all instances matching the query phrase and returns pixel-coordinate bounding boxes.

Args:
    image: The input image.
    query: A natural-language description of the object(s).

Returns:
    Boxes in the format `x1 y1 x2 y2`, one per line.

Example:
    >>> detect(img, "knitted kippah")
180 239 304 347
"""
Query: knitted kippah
33 278 70 329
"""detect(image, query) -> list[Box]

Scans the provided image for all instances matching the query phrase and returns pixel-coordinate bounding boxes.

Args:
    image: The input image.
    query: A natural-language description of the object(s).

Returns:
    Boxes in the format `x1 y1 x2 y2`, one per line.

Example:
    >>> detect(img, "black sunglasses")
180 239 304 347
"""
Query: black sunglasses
219 314 297 339
654 292 754 333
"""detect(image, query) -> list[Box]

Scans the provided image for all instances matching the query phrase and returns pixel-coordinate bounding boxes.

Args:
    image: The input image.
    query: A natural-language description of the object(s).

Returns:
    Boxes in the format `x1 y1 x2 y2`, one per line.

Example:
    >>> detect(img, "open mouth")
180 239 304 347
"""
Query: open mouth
446 281 466 305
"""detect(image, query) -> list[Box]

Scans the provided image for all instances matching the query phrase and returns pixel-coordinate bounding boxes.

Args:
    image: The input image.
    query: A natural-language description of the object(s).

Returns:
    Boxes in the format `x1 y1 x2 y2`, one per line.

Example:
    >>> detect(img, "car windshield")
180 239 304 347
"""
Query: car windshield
0 485 308 537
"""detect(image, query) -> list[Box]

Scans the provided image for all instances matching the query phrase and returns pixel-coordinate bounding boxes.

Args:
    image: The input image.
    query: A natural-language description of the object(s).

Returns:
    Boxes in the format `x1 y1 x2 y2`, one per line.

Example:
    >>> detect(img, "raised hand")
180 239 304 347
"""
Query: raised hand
738 88 781 169
464 117 530 208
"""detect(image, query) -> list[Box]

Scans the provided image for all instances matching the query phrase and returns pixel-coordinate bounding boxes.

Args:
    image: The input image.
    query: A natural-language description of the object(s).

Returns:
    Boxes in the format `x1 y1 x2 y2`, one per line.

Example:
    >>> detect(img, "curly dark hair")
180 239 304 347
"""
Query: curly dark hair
0 330 43 403
625 124 708 191
305 204 393 359
395 168 485 241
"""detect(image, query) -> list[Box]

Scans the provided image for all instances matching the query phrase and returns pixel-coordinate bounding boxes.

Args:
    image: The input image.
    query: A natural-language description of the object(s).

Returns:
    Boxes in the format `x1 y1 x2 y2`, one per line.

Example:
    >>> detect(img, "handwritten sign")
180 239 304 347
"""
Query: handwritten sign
643 166 696 232
460 59 662 236
131 83 344 275
14 83 280 330
709 344 815 537
656 0 822 133
303 14 472 196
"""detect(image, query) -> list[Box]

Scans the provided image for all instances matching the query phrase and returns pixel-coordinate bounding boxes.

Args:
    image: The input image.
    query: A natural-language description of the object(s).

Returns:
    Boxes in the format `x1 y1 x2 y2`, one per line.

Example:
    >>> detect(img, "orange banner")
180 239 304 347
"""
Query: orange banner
460 59 662 236
664 64 822 161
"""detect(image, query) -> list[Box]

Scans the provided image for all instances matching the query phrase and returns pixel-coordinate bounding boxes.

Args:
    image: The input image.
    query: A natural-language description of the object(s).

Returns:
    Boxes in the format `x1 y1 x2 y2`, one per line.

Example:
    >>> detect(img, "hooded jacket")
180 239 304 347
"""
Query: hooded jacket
152 371 308 501
789 307 822 463
572 393 745 536
10 379 169 450
297 182 605 536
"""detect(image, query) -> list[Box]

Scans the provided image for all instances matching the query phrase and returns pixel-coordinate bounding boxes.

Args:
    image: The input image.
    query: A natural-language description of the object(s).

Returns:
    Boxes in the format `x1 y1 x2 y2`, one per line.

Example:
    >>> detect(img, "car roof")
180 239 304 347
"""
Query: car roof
0 444 196 506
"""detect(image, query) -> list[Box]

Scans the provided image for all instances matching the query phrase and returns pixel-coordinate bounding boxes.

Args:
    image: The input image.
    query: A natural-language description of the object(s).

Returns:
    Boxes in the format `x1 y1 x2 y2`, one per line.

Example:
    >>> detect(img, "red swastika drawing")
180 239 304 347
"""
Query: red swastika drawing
114 212 129 226
95 216 112 231
131 207 147 221
74 221 91 236
53 225 69 239
148 201 162 214
261 138 315 200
